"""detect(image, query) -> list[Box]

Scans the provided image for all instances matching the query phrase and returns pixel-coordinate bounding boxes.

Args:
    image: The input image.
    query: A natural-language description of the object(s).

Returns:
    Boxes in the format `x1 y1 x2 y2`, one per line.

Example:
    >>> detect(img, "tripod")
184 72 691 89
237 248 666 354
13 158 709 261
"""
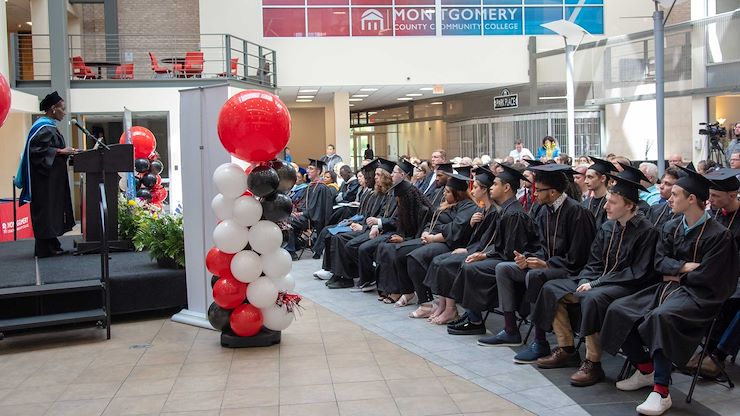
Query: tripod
708 137 726 167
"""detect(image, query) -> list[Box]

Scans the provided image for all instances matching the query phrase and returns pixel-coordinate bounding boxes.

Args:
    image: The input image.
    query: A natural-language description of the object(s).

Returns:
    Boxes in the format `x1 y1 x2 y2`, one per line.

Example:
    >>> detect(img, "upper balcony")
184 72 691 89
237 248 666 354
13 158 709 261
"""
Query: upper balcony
9 33 277 91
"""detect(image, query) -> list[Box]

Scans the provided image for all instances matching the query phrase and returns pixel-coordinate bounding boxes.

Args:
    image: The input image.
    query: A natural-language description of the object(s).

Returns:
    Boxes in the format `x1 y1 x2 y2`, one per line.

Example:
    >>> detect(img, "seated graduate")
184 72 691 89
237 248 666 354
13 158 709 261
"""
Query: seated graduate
707 168 740 246
530 173 659 387
398 172 478 324
375 181 434 303
617 162 652 215
601 167 739 416
288 165 308 210
445 164 539 335
326 158 399 289
646 166 682 229
286 159 335 260
484 164 596 365
426 162 452 208
335 164 360 204
582 157 618 228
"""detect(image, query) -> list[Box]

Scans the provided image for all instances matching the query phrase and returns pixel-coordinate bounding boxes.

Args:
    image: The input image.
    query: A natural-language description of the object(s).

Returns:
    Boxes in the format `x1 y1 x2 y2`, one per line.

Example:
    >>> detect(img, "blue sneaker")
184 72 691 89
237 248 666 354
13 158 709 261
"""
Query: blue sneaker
513 341 550 364
477 330 523 347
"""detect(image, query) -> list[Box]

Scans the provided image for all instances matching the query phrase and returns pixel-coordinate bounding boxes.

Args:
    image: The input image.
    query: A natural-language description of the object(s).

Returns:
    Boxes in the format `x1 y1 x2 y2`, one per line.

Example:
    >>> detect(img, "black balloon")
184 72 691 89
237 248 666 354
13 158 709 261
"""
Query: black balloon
141 173 157 189
207 302 231 331
247 166 280 197
137 188 152 201
211 275 220 288
134 158 151 173
270 159 297 193
150 160 164 175
260 193 292 222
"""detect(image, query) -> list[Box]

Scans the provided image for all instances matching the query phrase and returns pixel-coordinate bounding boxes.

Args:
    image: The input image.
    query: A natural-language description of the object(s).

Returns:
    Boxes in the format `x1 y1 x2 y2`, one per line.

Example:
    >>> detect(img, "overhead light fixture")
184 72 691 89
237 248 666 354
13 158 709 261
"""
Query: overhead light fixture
352 94 369 98
296 99 313 103
539 96 567 100
26 21 32 26
420 87 434 91
359 88 378 92
397 97 413 101
406 93 422 97
332 10 347 14
299 89 318 93
349 104 355 107
433 85 444 94
430 101 443 105
296 95 314 99
348 98 363 102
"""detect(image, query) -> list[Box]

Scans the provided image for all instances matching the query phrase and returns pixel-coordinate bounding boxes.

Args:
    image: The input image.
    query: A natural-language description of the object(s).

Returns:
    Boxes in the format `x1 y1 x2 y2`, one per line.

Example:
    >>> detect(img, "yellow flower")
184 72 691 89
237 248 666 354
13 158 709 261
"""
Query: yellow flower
152 213 158 220
127 200 136 206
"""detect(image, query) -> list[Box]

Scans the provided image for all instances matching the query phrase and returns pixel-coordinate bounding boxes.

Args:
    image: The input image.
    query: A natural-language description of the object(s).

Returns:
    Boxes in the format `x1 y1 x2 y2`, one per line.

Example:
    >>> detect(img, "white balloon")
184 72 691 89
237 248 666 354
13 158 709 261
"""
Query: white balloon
211 194 234 221
261 249 292 278
119 177 128 191
249 220 283 254
212 219 249 254
213 163 247 198
246 276 279 308
269 273 295 292
230 250 263 283
260 304 294 331
232 196 263 227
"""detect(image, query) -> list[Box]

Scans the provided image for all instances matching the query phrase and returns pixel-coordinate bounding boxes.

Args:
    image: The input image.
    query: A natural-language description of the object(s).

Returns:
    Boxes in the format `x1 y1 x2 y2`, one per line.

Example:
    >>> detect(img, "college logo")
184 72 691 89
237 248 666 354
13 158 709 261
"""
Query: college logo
361 9 384 32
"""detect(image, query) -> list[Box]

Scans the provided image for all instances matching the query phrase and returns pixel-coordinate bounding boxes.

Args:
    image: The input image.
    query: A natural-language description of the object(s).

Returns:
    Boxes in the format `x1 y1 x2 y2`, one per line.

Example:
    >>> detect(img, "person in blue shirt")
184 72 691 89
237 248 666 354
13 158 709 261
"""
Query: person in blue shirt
535 136 561 161
638 162 661 206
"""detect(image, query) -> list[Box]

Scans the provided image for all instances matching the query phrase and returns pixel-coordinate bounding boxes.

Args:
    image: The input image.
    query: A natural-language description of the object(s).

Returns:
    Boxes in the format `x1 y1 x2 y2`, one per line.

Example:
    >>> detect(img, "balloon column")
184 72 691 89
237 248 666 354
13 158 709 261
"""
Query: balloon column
0 73 11 128
118 127 168 208
207 90 299 348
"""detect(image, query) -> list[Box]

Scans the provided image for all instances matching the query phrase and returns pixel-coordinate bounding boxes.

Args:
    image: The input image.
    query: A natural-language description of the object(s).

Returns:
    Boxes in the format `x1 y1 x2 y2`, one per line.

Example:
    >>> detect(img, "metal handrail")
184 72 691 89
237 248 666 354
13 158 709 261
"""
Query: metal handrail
98 182 111 339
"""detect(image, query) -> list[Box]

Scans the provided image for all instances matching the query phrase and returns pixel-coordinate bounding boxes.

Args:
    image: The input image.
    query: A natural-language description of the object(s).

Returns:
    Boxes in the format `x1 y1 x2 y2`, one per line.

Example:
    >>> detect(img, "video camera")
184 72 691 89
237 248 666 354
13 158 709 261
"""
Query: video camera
699 122 727 146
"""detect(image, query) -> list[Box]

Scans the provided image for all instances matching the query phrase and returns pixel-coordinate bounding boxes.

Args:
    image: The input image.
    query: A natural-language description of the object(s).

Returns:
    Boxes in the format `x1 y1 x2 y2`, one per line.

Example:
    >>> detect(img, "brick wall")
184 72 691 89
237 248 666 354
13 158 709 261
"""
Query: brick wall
664 0 692 25
117 0 200 36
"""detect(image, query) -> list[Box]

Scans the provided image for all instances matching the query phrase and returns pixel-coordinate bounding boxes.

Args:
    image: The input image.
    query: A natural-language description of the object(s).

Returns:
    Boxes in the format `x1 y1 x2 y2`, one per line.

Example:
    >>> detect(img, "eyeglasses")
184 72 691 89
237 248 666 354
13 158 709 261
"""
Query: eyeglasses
534 188 554 194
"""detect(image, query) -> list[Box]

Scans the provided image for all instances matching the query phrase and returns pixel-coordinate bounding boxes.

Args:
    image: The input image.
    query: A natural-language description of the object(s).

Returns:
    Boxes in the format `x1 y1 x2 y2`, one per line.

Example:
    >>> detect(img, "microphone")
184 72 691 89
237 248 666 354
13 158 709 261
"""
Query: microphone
70 118 110 150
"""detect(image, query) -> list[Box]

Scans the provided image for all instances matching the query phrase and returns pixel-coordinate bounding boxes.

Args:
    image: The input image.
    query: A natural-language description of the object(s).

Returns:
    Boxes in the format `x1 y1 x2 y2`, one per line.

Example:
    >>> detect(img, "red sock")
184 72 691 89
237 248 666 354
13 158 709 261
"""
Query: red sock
636 362 654 374
653 383 669 398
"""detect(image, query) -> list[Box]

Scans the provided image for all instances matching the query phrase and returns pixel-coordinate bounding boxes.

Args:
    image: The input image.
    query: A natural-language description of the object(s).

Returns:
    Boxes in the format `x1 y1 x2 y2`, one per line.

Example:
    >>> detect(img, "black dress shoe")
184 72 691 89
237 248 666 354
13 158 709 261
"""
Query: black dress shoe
327 277 354 289
325 275 341 286
290 251 299 261
447 319 487 336
55 250 69 256
312 252 321 259
446 312 469 328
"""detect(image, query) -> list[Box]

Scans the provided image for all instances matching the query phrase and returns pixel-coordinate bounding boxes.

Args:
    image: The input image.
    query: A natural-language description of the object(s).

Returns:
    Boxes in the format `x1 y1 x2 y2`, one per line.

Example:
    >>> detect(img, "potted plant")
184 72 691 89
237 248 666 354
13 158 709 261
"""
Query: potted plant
133 211 185 269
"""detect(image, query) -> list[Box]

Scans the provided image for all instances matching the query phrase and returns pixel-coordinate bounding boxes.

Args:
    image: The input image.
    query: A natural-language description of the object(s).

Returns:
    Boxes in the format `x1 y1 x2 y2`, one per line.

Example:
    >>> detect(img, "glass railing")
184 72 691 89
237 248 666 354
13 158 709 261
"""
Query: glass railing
10 33 276 88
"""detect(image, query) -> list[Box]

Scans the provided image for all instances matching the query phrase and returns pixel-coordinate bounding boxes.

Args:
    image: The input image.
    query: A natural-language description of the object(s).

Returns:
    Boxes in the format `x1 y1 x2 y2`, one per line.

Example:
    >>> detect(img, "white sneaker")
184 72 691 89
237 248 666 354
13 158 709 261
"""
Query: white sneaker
313 269 332 280
616 369 654 391
636 392 672 415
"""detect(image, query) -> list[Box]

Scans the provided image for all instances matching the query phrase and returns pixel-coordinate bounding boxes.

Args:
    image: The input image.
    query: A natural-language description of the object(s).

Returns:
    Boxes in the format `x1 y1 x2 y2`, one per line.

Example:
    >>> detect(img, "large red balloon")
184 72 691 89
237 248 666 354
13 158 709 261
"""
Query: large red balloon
150 185 168 204
0 73 10 128
217 90 291 163
230 304 263 337
212 277 246 309
205 247 235 280
119 126 157 159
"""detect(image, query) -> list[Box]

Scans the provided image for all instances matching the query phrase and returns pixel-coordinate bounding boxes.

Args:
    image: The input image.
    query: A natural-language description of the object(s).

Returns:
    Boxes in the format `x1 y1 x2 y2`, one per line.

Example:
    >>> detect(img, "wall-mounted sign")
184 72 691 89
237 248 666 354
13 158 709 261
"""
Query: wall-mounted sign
262 1 604 38
494 88 518 110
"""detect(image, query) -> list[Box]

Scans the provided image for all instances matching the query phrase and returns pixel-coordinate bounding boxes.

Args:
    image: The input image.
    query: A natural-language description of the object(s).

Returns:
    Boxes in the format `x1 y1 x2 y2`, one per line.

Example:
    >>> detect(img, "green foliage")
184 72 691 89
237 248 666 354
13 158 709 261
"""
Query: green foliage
132 212 186 268
118 195 143 240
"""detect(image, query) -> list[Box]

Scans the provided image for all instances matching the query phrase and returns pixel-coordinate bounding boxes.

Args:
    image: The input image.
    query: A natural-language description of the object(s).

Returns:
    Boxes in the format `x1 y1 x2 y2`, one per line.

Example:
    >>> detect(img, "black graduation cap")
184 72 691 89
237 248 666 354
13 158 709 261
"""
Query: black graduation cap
589 156 617 175
617 162 650 184
473 166 496 188
376 157 396 174
606 173 647 204
308 158 326 172
40 91 63 112
437 162 454 174
497 163 529 189
525 163 575 176
705 168 740 192
454 165 473 178
397 159 415 176
675 165 713 201
441 171 472 191
361 160 377 173
393 179 413 194
524 159 544 167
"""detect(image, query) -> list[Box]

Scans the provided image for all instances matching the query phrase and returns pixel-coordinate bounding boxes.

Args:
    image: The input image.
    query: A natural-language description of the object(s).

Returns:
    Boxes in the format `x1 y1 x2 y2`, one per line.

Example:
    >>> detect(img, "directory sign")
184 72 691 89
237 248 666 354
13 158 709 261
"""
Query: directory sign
262 0 604 37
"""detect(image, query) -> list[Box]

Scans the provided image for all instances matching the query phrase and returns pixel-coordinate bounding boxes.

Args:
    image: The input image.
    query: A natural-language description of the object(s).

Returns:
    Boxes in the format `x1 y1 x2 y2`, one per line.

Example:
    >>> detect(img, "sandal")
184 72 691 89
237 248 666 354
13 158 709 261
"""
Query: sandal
409 305 432 319
394 293 417 308
382 294 400 304
431 307 459 325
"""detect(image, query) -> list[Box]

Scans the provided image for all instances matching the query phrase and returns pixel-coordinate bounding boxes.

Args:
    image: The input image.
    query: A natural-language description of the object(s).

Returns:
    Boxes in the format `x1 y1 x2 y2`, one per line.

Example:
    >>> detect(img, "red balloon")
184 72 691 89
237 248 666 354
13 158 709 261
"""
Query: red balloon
205 247 235 279
155 175 162 186
119 126 157 159
0 73 10 128
217 90 291 163
230 304 263 337
212 277 246 309
150 185 168 204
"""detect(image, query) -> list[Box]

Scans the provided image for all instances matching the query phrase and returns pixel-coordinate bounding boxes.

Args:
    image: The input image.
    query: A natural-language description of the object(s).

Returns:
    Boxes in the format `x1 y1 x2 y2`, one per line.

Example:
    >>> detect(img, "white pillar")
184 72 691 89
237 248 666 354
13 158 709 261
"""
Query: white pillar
30 0 50 80
565 44 576 159
325 92 350 167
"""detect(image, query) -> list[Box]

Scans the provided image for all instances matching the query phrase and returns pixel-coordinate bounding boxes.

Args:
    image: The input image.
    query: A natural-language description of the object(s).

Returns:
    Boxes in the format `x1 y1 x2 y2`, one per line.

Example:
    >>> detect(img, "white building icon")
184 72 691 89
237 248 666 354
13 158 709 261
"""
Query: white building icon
361 9 384 31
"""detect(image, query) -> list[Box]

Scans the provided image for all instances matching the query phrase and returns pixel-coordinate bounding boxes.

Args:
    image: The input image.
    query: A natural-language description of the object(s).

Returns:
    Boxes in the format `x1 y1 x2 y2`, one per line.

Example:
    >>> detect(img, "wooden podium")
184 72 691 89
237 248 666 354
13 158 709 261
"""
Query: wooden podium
72 144 134 254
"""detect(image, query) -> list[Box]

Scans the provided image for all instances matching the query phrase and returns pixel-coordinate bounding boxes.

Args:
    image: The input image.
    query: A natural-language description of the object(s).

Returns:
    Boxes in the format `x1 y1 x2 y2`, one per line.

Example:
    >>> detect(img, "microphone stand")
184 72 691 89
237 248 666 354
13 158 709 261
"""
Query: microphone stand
71 120 110 150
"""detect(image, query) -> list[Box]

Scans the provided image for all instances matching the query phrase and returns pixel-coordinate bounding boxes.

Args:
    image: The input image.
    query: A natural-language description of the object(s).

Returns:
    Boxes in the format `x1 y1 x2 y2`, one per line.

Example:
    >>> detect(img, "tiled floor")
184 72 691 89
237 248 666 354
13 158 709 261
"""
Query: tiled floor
0 300 530 416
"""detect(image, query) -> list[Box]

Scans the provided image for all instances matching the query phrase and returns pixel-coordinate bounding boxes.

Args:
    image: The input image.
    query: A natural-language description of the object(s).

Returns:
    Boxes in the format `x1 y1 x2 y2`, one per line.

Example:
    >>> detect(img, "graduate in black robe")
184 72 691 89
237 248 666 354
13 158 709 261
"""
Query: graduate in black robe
617 162 652 215
392 173 477 323
601 167 739 416
15 92 76 257
286 159 335 259
581 157 615 229
530 173 659 387
707 168 740 246
646 166 683 230
444 165 539 335
334 164 360 204
479 164 596 365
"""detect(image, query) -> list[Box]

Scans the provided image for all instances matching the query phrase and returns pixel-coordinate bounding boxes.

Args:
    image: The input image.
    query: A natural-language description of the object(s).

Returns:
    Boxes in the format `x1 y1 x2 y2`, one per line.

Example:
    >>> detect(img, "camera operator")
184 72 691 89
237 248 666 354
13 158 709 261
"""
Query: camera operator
727 122 740 166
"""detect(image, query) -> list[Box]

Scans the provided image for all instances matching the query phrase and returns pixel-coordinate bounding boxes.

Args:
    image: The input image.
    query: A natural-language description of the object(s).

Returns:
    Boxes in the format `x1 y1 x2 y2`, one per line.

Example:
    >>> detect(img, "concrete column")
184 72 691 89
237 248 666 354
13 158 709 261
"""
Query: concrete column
30 0 50 81
48 0 71 140
0 1 9 76
324 92 350 167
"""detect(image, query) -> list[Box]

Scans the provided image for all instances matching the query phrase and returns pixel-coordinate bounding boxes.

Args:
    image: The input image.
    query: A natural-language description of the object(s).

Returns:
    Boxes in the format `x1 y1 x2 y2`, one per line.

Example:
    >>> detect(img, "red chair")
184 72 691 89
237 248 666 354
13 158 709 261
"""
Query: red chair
217 57 239 77
174 51 204 78
148 52 172 77
112 63 134 79
71 56 97 79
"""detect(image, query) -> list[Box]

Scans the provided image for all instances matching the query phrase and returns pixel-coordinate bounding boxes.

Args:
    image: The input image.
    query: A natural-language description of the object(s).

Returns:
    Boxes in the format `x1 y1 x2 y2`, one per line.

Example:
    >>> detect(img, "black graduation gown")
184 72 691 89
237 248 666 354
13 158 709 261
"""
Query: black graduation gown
449 199 539 312
316 187 371 255
375 205 432 293
602 217 739 365
420 172 437 200
715 208 740 249
291 181 334 232
29 125 75 239
531 213 659 335
336 178 360 204
423 205 498 297
582 195 608 229
647 202 679 230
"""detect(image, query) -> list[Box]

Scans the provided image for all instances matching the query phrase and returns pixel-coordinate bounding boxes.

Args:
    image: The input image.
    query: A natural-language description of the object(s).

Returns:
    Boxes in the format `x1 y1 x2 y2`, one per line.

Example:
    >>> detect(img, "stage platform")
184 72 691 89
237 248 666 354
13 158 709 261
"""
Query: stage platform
0 236 187 323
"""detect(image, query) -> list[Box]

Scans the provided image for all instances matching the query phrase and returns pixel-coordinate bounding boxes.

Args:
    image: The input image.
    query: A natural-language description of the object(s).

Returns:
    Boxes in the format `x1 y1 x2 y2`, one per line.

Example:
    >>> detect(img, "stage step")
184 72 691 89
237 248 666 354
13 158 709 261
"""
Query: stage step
0 280 103 300
0 308 107 333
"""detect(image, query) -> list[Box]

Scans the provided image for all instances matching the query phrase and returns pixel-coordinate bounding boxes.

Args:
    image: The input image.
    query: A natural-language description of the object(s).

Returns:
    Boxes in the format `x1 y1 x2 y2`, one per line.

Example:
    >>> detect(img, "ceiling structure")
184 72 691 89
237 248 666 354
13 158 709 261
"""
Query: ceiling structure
5 0 32 32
